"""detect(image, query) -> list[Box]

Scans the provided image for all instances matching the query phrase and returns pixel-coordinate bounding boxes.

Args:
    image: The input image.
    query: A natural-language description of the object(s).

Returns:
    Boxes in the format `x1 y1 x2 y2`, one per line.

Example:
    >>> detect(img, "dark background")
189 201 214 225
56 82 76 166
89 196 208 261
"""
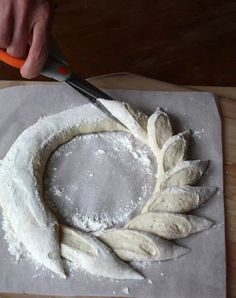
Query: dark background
0 0 236 85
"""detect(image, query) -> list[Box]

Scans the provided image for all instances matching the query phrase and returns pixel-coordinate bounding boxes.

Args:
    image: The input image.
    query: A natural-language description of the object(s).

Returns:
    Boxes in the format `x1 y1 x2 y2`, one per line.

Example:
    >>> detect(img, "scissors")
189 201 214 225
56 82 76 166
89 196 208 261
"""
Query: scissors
0 43 125 127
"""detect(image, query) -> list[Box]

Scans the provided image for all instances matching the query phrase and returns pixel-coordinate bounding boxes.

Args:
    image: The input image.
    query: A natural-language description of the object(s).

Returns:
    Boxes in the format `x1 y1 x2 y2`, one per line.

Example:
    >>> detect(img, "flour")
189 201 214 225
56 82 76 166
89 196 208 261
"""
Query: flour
121 287 130 295
1 119 155 267
192 128 205 137
95 149 106 156
54 132 152 170
44 131 155 233
71 200 145 233
212 223 224 231
0 103 127 276
0 95 214 283
1 217 23 262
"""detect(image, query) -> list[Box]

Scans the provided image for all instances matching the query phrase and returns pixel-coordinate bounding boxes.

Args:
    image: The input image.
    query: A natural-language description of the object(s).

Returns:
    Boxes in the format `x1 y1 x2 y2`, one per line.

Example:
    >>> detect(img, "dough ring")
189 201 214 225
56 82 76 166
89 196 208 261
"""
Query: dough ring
0 99 216 279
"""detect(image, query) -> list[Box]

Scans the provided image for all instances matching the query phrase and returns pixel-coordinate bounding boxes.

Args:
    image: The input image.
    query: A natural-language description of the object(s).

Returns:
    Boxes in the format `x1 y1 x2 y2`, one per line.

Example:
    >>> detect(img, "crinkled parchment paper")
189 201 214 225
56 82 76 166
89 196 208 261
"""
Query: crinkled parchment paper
0 84 225 298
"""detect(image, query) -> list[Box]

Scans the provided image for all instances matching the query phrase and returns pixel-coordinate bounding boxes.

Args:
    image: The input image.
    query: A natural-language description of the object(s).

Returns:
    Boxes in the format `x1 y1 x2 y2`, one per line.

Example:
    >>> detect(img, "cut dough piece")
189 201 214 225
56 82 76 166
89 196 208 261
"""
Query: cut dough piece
143 186 216 213
123 102 148 130
99 229 190 262
60 226 143 280
0 102 133 276
126 212 213 239
98 99 148 144
158 160 208 191
161 130 190 172
147 108 173 154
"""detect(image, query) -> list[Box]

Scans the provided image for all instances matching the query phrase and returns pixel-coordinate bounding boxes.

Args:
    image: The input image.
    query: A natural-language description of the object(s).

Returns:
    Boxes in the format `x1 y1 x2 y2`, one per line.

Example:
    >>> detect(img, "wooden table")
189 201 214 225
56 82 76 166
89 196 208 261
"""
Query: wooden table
0 73 235 298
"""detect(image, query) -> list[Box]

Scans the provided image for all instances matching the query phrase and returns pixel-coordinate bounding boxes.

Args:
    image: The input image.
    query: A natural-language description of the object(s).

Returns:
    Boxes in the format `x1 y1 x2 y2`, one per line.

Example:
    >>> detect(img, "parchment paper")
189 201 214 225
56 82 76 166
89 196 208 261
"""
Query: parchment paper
0 84 226 298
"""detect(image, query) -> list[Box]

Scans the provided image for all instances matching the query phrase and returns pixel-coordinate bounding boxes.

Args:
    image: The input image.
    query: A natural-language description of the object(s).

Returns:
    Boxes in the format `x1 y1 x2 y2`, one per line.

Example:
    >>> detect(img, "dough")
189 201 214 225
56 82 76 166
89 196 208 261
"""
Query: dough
158 160 209 191
98 99 148 144
147 108 173 154
161 130 190 172
126 212 213 239
61 226 143 279
0 101 144 277
0 99 214 279
144 186 217 213
99 229 189 262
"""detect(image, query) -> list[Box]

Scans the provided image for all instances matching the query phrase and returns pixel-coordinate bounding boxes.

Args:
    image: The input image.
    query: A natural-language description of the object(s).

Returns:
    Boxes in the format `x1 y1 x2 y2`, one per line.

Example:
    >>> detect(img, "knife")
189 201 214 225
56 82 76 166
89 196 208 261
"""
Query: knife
0 47 125 127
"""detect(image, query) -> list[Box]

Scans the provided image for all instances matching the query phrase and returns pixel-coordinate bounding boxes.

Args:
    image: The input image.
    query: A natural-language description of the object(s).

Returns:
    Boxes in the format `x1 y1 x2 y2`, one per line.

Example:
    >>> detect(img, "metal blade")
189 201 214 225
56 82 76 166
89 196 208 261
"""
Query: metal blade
66 73 127 128
93 100 127 127
66 73 114 102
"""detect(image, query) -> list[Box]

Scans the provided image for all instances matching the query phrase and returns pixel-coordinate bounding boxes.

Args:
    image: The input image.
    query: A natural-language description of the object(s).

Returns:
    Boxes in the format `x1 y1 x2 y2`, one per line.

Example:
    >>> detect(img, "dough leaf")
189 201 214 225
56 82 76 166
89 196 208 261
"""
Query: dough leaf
60 225 143 280
159 160 208 191
126 212 213 240
98 99 148 144
124 103 148 130
162 130 190 172
99 229 190 262
147 186 217 213
147 108 173 153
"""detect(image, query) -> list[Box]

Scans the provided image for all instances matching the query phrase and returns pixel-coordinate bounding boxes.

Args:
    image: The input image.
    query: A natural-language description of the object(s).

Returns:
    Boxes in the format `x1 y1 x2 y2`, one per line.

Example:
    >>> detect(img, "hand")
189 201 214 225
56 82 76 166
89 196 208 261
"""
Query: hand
0 0 53 79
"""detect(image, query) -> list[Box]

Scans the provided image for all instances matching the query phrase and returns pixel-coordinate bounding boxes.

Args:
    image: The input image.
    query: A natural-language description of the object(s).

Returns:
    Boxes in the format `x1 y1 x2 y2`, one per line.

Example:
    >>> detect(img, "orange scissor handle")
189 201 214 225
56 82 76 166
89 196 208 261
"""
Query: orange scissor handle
0 49 25 69
0 47 71 81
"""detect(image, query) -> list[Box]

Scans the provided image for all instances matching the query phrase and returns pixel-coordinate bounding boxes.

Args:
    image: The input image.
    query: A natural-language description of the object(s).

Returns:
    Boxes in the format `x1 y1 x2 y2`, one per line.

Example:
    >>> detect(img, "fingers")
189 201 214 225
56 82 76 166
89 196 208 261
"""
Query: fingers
0 0 52 78
7 0 31 57
20 19 49 79
0 0 13 48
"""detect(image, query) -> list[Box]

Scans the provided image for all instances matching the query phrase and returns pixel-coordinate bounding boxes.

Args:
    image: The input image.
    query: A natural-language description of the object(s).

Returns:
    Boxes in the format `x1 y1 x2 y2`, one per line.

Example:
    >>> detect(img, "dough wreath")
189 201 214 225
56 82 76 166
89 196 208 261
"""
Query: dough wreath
0 99 215 279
